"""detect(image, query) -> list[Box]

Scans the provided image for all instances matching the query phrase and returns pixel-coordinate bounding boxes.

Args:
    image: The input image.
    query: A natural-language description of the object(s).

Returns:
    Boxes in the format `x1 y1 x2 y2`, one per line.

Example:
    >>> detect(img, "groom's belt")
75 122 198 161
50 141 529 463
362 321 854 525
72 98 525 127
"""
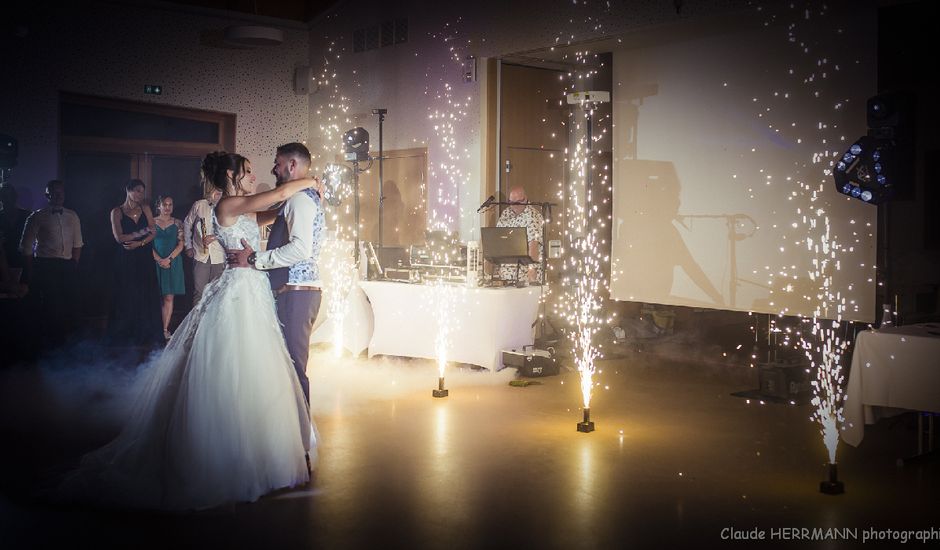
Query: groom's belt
276 284 322 294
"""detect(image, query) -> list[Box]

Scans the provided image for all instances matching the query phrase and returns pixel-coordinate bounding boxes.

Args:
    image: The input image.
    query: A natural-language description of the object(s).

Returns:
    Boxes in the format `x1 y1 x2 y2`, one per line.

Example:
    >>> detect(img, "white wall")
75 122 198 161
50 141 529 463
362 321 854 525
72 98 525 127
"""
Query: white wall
306 0 753 241
1 2 310 206
609 5 878 321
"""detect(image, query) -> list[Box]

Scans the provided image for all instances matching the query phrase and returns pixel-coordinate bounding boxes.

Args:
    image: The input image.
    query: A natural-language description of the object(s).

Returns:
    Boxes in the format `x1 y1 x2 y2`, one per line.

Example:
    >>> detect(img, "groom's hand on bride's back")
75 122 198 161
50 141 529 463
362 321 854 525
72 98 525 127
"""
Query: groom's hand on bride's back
225 239 255 268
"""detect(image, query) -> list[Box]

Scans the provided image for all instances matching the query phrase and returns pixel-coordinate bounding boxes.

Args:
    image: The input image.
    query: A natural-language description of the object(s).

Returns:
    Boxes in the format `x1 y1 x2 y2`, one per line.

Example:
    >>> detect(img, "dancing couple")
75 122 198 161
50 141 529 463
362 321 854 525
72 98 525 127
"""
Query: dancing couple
62 143 326 511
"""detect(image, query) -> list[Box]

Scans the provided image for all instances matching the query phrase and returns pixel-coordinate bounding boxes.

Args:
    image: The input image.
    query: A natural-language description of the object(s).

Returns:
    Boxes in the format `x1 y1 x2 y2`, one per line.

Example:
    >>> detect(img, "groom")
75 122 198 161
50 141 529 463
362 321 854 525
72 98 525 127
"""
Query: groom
227 142 325 437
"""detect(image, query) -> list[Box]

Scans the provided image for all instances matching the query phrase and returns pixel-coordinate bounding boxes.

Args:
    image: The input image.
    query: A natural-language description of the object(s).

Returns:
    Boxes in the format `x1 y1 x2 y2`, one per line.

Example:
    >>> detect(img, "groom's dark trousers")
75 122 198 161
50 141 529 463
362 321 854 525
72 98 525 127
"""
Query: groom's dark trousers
268 215 321 411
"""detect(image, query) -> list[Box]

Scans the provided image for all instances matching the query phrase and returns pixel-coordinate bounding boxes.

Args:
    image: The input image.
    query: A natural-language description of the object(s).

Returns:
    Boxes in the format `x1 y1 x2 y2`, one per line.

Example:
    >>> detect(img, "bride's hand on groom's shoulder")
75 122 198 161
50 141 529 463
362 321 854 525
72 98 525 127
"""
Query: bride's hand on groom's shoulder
298 176 322 195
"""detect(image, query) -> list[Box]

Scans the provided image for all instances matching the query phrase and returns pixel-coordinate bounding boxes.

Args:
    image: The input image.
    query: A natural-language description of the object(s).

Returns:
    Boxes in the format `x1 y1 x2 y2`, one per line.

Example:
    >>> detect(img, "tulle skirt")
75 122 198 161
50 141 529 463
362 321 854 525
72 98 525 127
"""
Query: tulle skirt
61 267 314 511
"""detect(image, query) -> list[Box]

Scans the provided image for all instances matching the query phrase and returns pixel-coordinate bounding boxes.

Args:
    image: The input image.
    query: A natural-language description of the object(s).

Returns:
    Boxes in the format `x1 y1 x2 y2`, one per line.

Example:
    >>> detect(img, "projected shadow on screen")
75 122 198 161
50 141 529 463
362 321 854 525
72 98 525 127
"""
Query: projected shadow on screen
614 159 746 308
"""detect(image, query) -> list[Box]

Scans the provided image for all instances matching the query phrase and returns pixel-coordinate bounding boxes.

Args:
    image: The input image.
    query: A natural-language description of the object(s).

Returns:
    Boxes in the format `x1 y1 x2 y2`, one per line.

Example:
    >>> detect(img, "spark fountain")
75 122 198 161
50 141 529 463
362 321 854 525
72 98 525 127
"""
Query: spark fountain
320 238 357 357
424 20 474 397
307 32 363 358
524 1 615 431
782 3 860 495
562 79 611 434
802 208 848 494
747 2 868 493
309 37 353 179
541 3 616 431
431 279 457 398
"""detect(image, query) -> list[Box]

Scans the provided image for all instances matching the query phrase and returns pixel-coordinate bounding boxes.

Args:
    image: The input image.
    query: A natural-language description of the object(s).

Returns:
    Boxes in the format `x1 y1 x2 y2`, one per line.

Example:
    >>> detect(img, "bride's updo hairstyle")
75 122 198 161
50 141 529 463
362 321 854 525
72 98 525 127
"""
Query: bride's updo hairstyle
201 151 248 197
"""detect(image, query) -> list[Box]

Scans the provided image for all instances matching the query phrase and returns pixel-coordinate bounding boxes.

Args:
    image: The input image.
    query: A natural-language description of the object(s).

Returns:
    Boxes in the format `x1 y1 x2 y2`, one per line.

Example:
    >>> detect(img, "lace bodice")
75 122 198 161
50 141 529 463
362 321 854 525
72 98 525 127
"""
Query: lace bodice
213 213 261 252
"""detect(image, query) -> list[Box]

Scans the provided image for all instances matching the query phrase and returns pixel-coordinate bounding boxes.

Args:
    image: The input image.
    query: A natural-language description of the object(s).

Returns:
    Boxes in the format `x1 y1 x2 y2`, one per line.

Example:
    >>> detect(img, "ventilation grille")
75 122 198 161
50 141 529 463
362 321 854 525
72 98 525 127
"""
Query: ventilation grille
353 18 407 53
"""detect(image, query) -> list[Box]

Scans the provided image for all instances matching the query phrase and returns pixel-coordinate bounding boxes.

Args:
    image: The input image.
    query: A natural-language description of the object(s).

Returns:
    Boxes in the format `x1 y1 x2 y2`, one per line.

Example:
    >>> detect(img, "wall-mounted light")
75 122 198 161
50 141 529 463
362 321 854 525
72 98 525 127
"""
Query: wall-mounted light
464 56 477 83
294 65 312 95
224 25 284 47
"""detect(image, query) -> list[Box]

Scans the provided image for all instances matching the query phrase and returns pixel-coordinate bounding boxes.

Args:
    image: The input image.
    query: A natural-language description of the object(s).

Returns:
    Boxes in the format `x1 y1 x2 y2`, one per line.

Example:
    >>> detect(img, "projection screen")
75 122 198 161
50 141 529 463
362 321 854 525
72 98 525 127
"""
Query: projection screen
610 8 878 322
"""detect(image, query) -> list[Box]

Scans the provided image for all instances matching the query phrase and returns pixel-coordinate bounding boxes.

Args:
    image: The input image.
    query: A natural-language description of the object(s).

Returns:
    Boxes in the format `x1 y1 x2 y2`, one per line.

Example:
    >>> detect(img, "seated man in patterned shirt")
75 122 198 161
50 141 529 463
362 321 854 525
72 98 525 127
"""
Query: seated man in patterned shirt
494 185 543 285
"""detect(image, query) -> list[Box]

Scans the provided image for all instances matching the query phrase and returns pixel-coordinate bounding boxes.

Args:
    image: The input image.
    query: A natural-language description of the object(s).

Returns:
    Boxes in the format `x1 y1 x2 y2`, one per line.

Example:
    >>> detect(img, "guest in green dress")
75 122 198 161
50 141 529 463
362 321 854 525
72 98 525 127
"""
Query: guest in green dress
152 196 185 340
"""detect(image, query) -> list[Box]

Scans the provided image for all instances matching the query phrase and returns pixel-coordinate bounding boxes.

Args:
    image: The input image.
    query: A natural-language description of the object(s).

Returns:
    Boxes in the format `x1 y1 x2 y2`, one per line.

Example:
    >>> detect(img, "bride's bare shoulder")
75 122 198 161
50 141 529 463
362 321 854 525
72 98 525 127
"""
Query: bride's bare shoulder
215 199 257 228
214 196 240 226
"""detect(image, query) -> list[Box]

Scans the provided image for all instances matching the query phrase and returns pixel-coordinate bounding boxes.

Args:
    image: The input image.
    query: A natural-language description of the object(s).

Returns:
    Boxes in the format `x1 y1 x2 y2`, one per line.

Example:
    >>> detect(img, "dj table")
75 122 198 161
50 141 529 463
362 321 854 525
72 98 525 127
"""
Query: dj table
313 280 542 371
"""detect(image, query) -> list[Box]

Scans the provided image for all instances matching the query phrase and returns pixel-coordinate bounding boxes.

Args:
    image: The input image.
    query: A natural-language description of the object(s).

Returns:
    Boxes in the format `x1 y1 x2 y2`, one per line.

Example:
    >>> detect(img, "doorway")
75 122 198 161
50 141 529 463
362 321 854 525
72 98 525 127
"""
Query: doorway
499 63 569 283
59 93 235 326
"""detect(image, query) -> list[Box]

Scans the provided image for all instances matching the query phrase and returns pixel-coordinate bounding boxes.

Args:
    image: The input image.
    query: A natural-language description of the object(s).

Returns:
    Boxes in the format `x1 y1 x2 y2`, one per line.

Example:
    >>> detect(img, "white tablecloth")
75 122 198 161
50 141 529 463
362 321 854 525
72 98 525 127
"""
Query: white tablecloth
841 323 940 447
310 285 374 357
358 281 542 371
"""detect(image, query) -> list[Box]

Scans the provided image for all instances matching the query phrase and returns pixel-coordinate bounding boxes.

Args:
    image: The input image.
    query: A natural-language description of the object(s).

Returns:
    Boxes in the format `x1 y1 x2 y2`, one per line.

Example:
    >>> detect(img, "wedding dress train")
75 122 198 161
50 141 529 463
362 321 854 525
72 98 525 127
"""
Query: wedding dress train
62 214 314 511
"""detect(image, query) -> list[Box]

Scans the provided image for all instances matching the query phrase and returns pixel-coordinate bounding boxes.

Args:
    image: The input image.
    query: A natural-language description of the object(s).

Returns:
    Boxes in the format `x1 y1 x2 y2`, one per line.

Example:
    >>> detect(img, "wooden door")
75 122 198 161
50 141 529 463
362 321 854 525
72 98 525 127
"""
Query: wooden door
61 151 136 318
499 63 569 282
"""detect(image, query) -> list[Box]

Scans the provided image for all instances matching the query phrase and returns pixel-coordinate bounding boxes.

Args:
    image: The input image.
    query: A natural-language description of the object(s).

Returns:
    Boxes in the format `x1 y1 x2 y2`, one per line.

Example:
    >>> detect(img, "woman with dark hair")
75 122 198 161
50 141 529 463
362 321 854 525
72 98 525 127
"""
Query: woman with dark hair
64 152 321 511
107 179 162 346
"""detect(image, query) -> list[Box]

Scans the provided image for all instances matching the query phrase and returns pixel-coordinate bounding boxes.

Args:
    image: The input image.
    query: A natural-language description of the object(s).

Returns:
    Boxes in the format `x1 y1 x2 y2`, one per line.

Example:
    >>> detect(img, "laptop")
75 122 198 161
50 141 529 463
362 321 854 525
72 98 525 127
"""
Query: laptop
480 226 532 264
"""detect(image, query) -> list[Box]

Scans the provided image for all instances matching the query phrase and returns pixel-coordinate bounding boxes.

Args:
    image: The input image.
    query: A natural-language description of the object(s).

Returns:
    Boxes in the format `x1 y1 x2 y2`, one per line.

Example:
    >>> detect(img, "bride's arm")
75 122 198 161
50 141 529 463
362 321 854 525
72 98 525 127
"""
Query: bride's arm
217 178 318 222
244 191 319 271
256 208 279 227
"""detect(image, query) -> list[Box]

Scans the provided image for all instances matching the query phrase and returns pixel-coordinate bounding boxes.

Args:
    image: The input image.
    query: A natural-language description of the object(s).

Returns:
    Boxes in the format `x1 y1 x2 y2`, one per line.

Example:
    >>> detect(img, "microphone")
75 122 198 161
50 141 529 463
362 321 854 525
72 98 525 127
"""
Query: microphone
477 195 496 213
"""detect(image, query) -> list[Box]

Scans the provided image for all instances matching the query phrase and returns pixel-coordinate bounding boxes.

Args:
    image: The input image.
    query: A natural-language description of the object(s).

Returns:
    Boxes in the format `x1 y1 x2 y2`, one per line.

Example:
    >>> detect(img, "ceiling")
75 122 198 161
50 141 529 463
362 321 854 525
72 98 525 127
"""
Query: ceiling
162 0 339 23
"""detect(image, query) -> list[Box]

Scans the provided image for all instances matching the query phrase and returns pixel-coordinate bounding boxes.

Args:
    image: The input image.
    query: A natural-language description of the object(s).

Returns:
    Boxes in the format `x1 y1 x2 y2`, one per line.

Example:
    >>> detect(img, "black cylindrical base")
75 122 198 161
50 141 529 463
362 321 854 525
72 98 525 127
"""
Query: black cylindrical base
577 408 595 432
433 376 448 397
819 462 845 495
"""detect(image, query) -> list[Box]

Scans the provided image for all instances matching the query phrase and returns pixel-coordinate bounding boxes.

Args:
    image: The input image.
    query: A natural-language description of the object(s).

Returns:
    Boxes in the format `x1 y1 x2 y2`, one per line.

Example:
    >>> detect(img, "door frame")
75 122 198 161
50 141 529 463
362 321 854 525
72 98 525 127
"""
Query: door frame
58 92 236 192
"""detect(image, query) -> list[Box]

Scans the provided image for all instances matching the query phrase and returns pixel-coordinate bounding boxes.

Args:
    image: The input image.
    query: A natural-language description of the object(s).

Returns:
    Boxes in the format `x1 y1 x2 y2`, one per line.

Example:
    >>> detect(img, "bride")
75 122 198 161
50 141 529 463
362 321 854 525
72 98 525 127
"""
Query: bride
61 152 319 511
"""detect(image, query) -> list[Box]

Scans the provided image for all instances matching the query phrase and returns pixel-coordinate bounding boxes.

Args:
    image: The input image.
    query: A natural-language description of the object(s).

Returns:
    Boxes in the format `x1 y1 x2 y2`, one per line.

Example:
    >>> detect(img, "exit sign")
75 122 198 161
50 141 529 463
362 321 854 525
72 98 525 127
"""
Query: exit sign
144 84 163 95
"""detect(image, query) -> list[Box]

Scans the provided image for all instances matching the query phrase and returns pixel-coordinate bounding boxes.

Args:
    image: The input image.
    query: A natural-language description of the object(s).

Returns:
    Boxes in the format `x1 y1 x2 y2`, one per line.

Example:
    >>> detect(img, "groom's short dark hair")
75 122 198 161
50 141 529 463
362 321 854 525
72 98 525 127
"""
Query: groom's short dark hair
276 142 311 166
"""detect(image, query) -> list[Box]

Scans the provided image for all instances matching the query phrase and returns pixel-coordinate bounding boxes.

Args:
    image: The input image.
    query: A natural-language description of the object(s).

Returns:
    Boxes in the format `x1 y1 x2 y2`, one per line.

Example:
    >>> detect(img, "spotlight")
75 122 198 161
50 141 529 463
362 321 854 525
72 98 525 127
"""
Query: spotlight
835 91 915 204
343 127 370 162
832 135 894 204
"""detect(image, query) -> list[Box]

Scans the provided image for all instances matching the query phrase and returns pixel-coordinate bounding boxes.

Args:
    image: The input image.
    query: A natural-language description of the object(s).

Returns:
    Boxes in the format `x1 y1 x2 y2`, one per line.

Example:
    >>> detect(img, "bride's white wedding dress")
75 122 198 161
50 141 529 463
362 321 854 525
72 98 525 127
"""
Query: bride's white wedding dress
62 214 313 511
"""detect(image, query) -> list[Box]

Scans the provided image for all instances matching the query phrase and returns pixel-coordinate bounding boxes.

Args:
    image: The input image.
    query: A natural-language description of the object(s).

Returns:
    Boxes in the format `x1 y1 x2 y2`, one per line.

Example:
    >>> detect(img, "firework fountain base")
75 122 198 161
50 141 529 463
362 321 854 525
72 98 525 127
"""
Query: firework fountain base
577 408 595 433
819 462 845 494
432 376 449 398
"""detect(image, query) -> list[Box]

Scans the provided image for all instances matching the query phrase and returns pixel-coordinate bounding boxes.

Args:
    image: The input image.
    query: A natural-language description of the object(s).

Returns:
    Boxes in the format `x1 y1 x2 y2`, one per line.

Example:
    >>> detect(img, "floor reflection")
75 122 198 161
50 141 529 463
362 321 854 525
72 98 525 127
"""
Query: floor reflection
1 349 937 549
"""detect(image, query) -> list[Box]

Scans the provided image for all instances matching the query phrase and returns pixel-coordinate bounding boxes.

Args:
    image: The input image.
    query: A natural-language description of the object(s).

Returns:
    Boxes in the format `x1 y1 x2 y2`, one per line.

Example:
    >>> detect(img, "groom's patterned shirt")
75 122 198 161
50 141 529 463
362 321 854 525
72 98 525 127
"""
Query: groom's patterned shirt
287 188 325 285
254 187 325 288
